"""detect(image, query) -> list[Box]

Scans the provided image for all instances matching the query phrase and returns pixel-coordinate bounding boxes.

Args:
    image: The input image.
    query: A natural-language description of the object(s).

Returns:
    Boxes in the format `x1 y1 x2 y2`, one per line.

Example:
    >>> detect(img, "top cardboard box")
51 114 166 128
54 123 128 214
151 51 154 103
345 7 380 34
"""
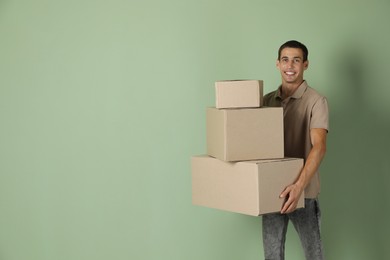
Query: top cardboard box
215 80 263 109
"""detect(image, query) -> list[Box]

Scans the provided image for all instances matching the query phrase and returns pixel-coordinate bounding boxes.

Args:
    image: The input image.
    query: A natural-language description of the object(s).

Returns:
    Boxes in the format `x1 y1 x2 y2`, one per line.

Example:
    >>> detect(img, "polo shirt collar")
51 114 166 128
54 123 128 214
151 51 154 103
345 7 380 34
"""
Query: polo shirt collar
291 80 308 99
276 80 308 100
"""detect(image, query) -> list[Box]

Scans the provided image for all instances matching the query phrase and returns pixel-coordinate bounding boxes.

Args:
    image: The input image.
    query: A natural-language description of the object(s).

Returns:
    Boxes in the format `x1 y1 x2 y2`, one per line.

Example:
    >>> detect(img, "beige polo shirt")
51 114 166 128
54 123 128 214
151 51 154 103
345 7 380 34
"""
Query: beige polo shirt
264 81 329 198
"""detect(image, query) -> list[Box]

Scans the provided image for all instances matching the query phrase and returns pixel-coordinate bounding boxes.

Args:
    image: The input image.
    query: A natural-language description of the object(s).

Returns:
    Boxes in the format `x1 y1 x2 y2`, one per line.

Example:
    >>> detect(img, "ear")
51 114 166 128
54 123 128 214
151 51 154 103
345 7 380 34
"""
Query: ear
304 60 309 70
276 59 280 69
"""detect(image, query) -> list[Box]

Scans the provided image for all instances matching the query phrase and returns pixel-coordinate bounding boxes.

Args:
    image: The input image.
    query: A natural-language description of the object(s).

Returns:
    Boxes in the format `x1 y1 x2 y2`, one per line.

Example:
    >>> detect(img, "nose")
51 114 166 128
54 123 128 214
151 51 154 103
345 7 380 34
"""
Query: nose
287 60 294 68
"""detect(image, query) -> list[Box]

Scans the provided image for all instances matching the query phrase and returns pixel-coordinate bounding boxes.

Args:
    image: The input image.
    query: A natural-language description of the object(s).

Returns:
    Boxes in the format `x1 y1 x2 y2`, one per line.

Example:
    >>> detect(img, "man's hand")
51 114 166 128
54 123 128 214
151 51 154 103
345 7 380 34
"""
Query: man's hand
279 128 327 214
280 183 304 214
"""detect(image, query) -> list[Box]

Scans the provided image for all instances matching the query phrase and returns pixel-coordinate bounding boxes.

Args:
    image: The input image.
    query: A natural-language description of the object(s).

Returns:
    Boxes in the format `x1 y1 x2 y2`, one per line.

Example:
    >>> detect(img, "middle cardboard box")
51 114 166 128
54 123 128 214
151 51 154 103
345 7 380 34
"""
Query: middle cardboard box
207 106 284 162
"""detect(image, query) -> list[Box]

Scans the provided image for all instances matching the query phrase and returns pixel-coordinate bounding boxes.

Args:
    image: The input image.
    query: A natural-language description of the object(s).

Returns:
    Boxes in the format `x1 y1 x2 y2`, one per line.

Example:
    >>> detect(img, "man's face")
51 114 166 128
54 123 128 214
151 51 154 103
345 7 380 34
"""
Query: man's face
277 47 308 85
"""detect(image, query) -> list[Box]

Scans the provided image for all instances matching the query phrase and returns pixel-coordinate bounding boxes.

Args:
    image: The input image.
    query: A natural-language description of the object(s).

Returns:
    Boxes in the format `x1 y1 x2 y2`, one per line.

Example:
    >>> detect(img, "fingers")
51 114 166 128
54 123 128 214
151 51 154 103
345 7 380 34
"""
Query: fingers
281 198 296 214
281 195 290 214
279 184 303 214
280 186 297 214
279 186 291 198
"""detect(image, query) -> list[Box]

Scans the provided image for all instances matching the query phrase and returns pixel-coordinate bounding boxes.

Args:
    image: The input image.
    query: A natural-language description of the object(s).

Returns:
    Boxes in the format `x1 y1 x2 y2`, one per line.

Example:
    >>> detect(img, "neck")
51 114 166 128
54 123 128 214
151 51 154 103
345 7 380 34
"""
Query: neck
281 80 304 99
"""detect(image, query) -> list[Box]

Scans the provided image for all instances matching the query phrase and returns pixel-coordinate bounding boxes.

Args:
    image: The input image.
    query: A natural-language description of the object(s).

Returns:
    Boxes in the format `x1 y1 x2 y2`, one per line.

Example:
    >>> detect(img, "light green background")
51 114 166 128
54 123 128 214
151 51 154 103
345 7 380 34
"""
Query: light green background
1 1 389 259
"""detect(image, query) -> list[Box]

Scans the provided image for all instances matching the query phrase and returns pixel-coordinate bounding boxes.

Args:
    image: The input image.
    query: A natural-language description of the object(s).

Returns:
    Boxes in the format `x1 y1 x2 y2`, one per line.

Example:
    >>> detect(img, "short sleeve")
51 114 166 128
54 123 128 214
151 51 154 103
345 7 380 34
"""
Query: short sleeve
310 96 329 132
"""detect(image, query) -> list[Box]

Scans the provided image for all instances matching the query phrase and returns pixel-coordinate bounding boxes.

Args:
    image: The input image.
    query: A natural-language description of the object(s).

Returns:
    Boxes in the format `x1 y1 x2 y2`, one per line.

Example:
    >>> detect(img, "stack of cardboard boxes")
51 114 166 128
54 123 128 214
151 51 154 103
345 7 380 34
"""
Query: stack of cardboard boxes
191 80 305 216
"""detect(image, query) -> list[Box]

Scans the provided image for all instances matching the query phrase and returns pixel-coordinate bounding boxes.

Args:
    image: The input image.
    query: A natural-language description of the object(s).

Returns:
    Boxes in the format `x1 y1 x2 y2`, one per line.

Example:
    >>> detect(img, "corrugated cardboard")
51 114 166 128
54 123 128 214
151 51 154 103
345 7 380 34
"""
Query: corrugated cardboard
191 155 304 216
207 107 284 161
215 80 263 109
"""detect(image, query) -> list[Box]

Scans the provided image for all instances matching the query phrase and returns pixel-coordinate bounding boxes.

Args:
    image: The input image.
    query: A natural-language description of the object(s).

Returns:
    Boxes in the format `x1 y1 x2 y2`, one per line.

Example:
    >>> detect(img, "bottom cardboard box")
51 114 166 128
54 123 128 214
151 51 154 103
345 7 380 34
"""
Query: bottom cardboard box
191 155 304 216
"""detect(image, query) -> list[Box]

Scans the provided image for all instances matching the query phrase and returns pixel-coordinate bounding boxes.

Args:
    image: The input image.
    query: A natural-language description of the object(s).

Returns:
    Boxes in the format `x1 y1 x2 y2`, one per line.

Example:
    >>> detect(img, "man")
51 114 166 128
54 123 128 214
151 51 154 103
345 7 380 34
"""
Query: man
262 40 329 260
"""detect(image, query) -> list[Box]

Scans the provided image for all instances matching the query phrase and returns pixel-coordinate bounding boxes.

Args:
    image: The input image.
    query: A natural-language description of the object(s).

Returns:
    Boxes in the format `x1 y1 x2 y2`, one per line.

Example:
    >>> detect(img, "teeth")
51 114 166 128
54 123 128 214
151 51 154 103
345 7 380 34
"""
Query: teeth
286 72 295 75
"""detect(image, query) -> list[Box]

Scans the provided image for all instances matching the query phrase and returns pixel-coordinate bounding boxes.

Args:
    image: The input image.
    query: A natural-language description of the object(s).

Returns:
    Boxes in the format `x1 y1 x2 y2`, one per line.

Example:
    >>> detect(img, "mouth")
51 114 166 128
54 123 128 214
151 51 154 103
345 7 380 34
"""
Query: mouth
285 71 296 76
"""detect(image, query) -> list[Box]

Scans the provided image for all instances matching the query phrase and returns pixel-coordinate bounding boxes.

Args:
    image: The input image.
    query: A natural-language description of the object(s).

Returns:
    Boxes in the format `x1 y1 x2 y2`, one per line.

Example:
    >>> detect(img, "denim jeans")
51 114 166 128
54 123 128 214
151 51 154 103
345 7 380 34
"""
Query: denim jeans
262 199 324 260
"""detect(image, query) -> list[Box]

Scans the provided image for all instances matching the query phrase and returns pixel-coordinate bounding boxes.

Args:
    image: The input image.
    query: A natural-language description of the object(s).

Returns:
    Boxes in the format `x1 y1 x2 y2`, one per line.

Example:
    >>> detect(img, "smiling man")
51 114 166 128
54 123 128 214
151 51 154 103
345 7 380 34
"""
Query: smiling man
262 40 329 260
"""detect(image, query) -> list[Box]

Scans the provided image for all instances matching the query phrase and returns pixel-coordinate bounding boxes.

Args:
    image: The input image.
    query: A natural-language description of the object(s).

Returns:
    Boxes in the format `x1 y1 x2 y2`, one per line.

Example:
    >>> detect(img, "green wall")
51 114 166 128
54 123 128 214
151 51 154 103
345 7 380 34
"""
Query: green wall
1 0 389 259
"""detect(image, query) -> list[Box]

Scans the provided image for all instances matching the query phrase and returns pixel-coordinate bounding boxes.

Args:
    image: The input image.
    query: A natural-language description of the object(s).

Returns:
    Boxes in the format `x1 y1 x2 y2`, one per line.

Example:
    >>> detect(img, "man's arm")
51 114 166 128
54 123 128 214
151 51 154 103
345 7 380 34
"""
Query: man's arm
280 128 328 214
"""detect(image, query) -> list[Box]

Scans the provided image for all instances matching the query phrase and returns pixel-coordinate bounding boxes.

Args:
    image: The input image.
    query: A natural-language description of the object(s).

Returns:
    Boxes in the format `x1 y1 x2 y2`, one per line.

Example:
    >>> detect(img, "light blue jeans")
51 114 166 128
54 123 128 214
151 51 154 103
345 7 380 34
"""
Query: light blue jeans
262 199 324 260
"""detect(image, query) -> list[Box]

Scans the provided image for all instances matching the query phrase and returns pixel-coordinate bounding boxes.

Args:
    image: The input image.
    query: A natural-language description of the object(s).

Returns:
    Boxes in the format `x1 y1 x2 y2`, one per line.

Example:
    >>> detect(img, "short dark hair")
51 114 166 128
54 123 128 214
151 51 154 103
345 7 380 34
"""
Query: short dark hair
278 40 308 61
